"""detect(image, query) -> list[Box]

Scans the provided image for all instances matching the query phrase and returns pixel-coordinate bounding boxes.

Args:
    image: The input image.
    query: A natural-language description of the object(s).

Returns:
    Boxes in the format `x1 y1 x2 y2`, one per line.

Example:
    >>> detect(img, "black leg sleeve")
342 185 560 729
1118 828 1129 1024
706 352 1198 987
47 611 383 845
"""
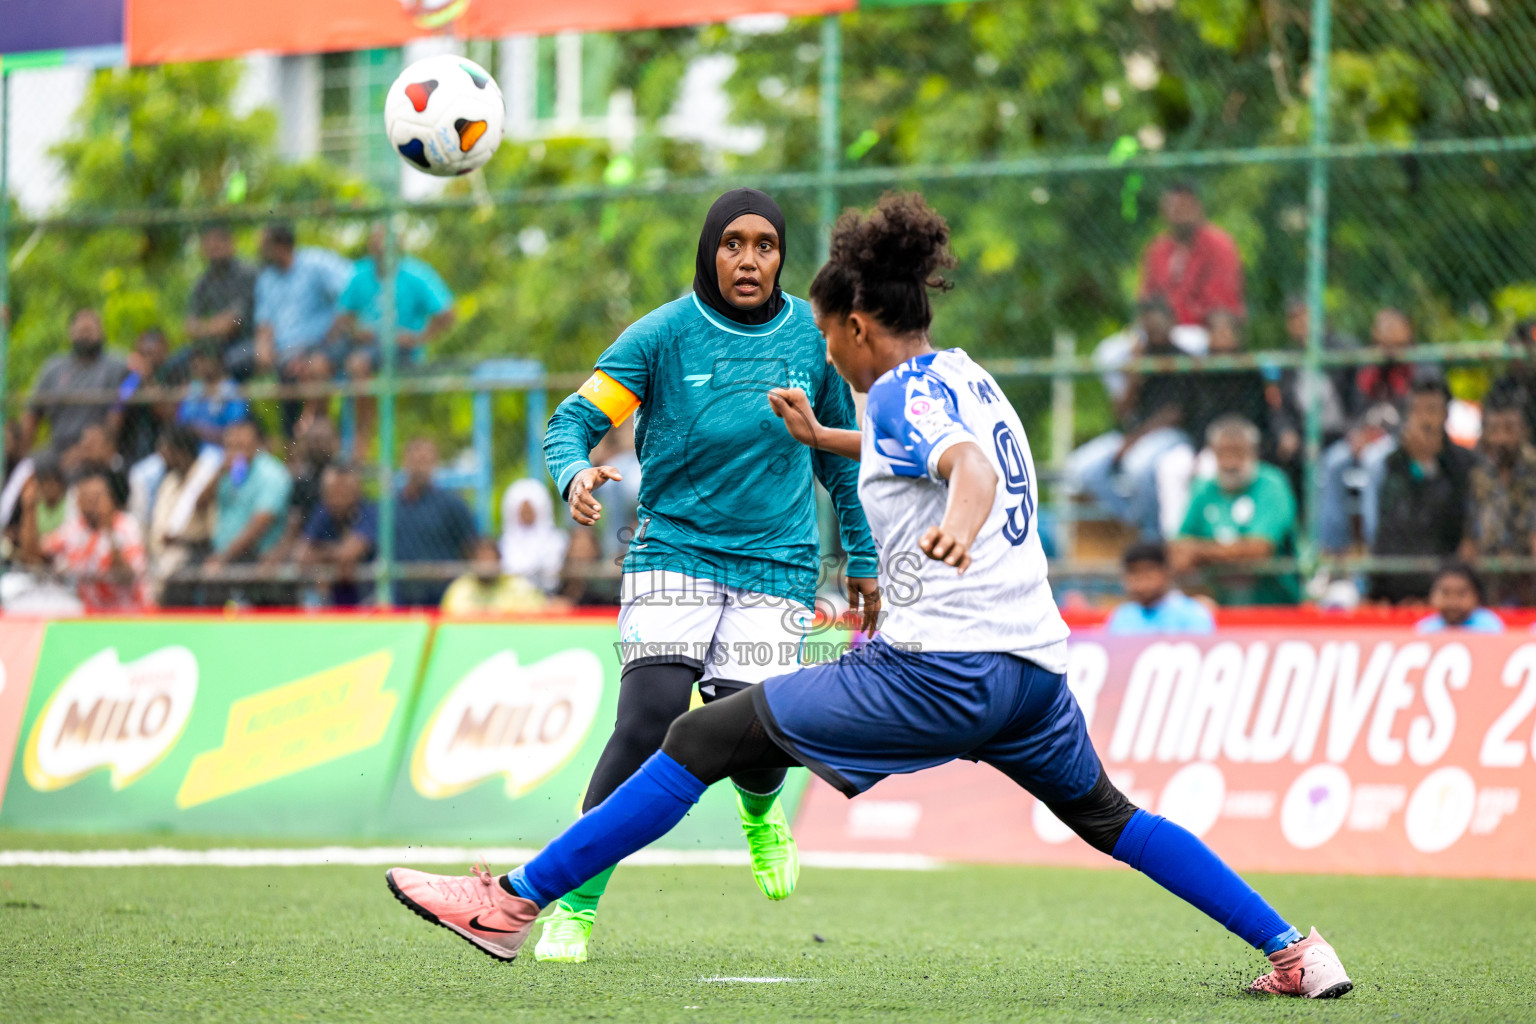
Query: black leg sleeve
661 687 801 787
581 662 698 813
1042 766 1141 856
702 680 790 797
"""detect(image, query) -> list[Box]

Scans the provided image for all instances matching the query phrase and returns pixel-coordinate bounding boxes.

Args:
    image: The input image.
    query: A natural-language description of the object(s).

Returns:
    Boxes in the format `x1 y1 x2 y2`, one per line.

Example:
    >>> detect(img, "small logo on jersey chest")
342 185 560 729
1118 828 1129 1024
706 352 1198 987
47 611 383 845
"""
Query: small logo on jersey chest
786 369 814 394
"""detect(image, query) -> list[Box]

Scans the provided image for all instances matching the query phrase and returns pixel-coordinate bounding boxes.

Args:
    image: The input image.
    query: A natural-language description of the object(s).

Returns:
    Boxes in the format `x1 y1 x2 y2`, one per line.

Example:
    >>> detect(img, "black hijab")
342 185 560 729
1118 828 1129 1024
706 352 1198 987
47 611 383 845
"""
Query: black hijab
692 188 787 326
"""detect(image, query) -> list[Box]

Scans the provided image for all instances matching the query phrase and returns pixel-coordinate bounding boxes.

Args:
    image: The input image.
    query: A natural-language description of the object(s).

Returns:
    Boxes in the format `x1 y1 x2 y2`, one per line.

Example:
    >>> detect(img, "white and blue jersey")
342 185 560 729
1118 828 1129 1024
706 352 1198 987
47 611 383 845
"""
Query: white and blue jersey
751 346 1097 801
860 348 1069 672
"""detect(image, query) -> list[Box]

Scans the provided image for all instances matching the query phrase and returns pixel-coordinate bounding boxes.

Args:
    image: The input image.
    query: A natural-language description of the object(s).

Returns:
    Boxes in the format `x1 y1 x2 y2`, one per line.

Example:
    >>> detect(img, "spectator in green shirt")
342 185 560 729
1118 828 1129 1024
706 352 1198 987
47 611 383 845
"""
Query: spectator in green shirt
1169 414 1300 605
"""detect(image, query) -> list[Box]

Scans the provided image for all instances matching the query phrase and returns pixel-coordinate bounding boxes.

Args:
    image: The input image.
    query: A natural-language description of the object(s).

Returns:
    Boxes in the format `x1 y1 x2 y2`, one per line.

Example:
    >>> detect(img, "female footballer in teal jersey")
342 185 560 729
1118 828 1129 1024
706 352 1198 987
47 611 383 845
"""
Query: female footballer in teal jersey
529 188 881 962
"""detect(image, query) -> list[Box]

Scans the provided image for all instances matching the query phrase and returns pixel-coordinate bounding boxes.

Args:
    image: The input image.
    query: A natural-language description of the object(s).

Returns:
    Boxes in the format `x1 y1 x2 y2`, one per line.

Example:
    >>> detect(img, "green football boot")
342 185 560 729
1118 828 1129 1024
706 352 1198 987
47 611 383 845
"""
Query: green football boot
533 900 597 963
739 793 800 900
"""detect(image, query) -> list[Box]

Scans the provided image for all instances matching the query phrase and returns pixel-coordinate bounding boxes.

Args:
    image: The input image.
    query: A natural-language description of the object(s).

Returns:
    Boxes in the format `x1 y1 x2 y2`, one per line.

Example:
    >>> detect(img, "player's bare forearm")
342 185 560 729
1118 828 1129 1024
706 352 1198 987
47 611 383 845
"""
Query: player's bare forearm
768 387 862 460
921 442 997 573
810 427 861 460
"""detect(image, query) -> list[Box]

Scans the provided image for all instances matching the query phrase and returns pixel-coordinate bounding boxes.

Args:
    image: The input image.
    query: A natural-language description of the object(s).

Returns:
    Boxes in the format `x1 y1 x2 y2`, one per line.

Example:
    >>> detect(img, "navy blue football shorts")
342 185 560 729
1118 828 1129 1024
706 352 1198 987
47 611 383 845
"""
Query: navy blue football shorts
751 637 1101 803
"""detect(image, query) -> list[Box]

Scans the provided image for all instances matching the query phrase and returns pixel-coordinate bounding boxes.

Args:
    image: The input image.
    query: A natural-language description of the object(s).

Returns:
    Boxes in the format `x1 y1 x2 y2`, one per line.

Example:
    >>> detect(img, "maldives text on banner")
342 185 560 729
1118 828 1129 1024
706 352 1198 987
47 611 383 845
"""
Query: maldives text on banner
127 0 852 66
794 631 1536 879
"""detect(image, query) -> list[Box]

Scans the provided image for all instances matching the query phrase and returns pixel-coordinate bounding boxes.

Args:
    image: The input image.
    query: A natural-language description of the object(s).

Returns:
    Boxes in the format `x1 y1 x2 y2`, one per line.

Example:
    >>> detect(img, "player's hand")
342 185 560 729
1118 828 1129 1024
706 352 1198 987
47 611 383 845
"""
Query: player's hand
767 387 823 448
846 576 881 635
567 465 623 526
919 525 973 574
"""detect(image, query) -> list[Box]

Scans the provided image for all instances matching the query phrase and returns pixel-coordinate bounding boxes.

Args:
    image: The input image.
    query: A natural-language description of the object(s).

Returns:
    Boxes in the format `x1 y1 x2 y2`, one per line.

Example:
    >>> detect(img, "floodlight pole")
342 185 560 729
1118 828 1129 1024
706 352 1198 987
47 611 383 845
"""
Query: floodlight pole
376 205 399 608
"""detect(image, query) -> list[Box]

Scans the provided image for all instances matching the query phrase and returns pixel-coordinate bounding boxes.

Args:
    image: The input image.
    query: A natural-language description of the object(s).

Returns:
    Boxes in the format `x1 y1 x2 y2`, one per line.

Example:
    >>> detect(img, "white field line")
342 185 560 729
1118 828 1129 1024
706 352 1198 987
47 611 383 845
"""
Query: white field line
0 845 941 871
703 977 818 983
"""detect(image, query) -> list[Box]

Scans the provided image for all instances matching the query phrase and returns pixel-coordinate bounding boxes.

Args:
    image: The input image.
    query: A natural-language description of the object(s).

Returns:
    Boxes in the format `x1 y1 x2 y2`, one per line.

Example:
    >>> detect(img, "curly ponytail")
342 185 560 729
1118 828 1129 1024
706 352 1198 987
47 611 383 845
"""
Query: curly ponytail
809 192 956 335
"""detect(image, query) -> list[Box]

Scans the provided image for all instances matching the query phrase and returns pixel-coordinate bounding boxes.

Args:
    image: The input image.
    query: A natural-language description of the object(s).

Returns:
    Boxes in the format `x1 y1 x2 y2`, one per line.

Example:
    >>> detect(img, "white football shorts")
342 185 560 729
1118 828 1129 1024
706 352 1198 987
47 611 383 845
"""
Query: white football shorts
616 569 814 690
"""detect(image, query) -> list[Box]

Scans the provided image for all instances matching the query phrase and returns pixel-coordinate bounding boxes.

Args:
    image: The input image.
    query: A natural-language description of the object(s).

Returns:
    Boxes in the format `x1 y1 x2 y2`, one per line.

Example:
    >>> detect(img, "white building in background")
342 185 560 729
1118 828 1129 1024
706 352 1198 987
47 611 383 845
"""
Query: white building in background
7 66 91 213
4 32 762 215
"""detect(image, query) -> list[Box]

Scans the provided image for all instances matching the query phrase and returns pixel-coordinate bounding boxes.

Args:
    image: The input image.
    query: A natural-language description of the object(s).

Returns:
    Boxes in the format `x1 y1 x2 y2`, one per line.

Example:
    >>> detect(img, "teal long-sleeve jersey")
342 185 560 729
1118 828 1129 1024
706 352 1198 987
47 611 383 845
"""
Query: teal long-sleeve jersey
544 293 878 607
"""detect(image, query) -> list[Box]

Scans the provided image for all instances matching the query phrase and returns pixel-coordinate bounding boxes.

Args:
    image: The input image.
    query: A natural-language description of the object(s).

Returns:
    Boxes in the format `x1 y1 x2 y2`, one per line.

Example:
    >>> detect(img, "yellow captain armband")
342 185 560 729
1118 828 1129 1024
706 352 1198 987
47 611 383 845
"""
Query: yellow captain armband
577 369 642 426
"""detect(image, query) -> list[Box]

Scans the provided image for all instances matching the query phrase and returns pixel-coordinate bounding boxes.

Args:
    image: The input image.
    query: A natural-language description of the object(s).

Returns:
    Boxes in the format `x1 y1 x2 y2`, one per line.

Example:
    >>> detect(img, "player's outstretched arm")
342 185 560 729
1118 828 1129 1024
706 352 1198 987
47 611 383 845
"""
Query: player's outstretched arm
920 442 998 574
768 387 862 460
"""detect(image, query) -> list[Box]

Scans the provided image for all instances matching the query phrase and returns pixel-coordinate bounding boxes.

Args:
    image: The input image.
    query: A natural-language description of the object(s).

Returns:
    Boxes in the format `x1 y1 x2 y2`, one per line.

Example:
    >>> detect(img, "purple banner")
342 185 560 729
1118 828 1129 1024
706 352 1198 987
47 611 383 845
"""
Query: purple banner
0 0 122 56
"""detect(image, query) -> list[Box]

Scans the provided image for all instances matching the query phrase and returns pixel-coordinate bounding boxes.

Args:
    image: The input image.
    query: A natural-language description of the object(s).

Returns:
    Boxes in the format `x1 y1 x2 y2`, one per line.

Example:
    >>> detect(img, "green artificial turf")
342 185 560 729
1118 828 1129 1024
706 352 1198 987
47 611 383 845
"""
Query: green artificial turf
2 837 1533 1023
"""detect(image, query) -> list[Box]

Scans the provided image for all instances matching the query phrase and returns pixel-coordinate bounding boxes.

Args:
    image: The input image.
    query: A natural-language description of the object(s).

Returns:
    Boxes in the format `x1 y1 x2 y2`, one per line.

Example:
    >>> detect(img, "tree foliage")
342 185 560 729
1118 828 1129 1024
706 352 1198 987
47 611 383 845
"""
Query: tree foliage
7 62 367 397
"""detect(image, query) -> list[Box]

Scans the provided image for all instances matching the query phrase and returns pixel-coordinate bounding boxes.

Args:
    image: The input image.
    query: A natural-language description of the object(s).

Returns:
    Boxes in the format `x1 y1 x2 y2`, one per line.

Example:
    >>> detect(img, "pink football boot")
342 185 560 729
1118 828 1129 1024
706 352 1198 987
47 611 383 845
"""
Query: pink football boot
1248 927 1353 998
385 863 541 962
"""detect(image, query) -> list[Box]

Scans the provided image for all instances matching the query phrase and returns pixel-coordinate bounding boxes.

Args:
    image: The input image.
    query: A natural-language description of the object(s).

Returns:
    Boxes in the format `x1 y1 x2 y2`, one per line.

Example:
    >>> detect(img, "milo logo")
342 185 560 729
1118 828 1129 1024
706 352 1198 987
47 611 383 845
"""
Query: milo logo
23 647 198 791
410 648 603 800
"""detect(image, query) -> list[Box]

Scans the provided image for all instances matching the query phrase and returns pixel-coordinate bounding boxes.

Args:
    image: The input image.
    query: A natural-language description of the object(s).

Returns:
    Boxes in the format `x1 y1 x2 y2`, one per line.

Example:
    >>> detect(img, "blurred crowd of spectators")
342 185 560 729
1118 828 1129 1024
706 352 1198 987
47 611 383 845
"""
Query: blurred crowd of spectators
1105 543 1508 636
0 221 639 614
5 193 1534 617
1070 180 1536 611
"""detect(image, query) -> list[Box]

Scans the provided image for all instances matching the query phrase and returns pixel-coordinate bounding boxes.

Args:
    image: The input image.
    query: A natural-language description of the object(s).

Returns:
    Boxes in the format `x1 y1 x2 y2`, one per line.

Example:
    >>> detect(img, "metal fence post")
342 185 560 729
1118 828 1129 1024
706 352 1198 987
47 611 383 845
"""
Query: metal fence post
376 208 399 607
526 384 547 481
816 14 842 265
1050 328 1075 560
1301 0 1333 580
473 390 493 535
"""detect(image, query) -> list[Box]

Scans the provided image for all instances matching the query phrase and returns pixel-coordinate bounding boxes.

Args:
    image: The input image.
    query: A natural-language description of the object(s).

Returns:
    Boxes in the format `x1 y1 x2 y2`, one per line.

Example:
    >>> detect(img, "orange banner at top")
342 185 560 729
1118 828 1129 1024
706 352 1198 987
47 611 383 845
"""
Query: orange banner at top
127 0 853 66
463 0 853 38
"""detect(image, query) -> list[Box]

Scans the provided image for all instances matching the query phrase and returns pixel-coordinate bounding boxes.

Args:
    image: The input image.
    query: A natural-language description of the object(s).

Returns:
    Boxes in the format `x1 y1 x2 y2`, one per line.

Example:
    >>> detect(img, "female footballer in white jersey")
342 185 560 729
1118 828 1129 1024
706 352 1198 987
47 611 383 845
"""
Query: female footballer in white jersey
387 193 1352 1000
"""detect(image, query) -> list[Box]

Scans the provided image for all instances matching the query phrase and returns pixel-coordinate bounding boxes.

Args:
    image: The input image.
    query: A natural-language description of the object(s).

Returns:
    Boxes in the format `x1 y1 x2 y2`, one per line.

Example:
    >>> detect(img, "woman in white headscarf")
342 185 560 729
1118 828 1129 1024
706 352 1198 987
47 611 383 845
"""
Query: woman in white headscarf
499 478 568 594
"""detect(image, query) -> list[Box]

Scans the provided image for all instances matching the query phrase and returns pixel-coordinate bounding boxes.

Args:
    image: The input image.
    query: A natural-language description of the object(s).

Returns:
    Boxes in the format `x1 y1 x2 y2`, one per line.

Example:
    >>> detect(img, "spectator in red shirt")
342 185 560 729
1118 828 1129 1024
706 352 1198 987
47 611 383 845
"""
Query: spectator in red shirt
20 465 150 611
1139 182 1245 328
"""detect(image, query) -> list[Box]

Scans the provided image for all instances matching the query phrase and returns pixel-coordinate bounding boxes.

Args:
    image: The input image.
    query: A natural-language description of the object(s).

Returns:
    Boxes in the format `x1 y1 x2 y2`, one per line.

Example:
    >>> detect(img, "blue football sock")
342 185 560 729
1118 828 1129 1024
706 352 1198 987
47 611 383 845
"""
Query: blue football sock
504 751 706 907
1112 809 1300 953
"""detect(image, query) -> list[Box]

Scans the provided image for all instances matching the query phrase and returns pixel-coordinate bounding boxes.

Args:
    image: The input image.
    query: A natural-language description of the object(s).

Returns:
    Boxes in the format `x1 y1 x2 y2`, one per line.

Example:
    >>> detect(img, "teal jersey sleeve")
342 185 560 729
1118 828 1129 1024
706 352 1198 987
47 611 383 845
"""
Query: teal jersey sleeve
544 309 661 498
593 309 660 402
812 365 879 578
544 394 615 500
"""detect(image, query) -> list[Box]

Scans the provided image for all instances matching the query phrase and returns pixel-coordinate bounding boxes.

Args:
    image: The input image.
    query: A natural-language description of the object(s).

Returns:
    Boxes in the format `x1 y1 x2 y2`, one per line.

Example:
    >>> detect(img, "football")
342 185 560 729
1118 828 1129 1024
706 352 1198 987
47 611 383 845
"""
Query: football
384 54 505 177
